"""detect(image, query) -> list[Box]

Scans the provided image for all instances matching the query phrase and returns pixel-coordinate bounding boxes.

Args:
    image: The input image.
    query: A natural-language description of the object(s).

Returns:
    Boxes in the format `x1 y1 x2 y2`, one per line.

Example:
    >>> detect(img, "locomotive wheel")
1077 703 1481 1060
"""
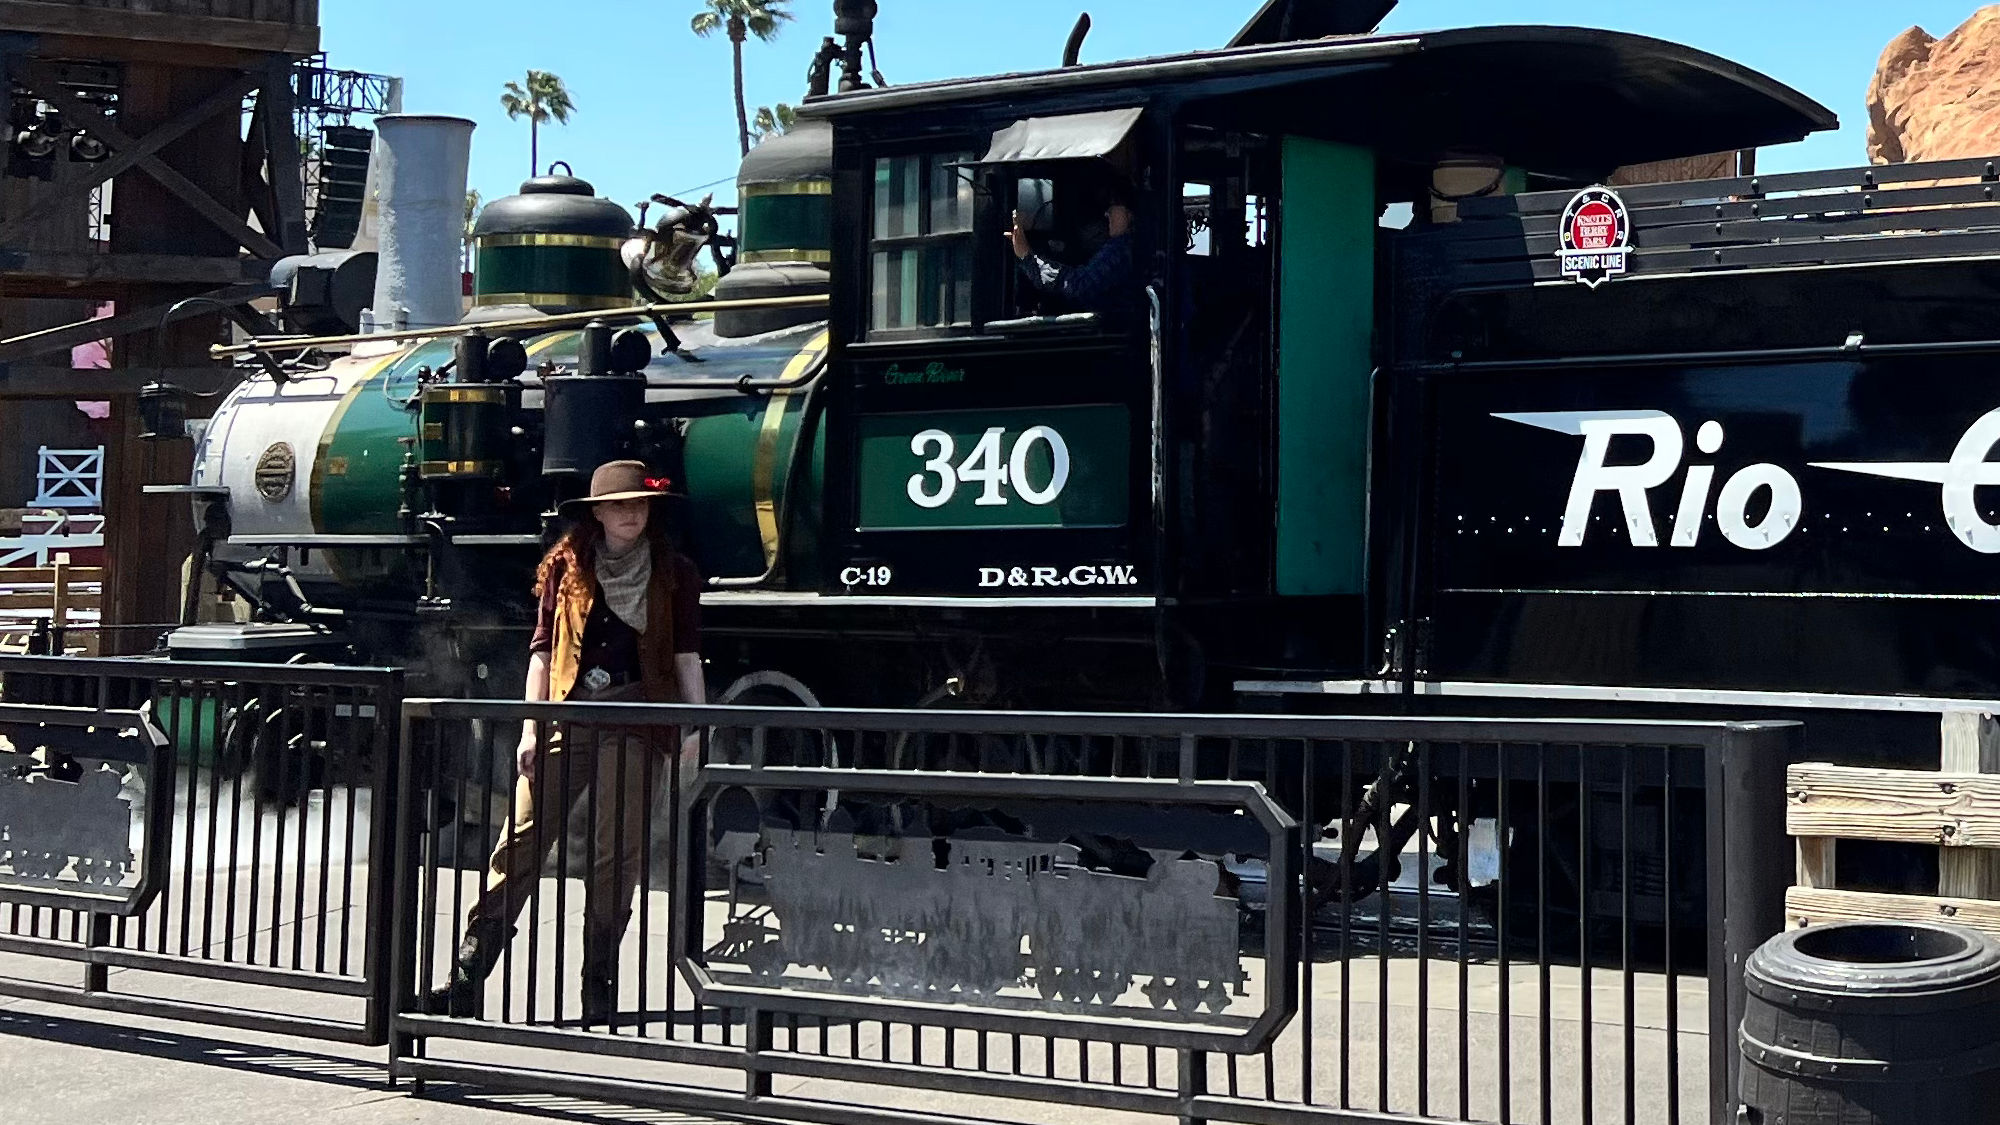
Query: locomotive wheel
222 695 324 808
710 673 838 863
218 697 264 771
712 672 836 769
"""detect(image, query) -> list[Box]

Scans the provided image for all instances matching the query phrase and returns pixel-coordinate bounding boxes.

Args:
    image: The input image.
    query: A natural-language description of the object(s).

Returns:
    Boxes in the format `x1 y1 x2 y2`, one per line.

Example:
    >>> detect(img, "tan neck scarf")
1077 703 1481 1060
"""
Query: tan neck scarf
594 536 651 630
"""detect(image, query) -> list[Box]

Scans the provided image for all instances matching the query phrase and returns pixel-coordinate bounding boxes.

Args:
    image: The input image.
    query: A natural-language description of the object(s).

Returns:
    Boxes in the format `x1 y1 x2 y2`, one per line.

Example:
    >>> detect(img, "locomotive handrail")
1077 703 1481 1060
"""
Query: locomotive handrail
208 293 831 359
1396 332 2000 374
636 362 831 394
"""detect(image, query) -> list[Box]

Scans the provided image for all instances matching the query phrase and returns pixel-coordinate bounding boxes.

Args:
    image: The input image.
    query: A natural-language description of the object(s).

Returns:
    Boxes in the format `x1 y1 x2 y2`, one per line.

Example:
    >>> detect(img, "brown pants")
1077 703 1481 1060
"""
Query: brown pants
467 689 669 957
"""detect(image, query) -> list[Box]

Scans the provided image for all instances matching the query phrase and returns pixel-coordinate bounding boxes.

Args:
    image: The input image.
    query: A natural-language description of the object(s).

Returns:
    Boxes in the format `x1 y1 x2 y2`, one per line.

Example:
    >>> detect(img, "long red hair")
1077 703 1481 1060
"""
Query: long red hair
534 508 674 603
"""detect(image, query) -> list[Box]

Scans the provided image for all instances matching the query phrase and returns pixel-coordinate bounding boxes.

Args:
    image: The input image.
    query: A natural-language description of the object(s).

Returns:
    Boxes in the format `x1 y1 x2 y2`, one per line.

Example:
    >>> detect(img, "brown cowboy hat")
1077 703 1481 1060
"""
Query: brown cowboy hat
557 459 683 519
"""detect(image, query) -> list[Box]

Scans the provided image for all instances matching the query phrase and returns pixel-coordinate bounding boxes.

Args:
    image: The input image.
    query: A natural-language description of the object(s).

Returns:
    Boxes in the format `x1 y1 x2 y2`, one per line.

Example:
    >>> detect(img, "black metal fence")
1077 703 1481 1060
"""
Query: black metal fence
391 700 1798 1125
0 654 404 1044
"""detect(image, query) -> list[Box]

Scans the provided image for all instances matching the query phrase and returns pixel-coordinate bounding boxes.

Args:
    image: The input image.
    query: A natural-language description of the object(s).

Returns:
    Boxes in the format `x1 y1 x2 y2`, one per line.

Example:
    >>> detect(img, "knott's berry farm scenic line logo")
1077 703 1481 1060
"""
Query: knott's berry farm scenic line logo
1557 186 1631 288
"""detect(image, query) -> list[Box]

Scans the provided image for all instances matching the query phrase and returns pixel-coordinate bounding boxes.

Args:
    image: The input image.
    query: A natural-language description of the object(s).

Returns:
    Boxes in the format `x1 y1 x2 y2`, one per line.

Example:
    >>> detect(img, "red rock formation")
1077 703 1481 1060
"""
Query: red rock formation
1869 7 2000 163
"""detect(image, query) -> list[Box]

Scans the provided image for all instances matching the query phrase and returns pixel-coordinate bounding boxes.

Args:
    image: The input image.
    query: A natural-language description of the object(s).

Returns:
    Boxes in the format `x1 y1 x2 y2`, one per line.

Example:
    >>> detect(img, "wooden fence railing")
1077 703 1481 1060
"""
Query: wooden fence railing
1787 708 2000 934
0 559 104 655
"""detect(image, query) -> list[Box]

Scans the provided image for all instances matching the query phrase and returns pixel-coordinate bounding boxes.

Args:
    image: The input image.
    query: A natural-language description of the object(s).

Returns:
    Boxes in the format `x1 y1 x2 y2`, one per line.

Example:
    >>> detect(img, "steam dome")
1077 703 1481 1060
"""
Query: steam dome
714 117 832 337
471 172 636 316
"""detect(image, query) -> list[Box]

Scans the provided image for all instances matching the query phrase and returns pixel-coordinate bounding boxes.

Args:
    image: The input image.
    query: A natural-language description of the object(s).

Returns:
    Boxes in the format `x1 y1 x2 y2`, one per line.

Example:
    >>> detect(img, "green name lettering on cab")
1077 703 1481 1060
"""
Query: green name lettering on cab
883 361 967 386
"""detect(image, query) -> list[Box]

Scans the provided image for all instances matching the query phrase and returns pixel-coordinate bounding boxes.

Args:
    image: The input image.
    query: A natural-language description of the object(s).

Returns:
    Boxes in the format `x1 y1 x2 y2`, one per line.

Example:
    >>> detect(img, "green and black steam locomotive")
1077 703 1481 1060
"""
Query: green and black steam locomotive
171 0 2000 735
142 0 2000 946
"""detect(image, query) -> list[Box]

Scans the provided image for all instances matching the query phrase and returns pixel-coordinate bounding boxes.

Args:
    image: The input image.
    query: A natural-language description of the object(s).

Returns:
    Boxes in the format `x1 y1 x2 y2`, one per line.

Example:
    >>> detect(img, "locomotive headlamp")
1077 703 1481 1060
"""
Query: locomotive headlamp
138 381 189 442
832 0 876 33
810 0 881 94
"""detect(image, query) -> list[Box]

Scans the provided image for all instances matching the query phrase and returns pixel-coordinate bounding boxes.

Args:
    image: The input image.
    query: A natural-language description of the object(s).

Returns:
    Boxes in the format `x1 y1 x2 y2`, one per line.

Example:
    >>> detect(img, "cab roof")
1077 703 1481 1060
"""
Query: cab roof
802 25 1837 176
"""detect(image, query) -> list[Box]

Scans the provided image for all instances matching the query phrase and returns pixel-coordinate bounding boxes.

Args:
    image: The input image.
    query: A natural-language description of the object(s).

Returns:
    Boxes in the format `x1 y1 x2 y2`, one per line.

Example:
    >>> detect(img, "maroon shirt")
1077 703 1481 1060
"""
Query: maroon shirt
529 552 703 659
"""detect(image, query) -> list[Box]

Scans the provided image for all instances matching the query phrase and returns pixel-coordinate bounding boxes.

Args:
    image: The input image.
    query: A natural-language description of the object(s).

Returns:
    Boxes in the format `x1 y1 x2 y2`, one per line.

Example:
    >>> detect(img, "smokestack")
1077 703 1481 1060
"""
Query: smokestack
365 114 476 332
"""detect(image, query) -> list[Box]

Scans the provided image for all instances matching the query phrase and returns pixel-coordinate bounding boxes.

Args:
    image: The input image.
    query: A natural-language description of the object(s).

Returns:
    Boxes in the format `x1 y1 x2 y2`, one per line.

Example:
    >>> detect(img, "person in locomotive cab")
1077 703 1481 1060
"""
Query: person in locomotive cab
1007 182 1136 318
424 459 704 1022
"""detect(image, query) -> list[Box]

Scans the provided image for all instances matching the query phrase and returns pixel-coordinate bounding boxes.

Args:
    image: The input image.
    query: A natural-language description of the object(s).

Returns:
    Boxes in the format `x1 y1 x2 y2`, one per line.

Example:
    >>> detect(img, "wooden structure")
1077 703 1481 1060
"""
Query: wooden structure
1788 709 2000 933
0 557 102 654
0 0 318 649
29 443 102 508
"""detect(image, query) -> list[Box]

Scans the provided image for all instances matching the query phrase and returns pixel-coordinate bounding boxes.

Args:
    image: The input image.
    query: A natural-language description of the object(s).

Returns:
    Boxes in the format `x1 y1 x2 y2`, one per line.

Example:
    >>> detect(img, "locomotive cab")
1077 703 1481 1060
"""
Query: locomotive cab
805 25 1832 696
819 111 1157 601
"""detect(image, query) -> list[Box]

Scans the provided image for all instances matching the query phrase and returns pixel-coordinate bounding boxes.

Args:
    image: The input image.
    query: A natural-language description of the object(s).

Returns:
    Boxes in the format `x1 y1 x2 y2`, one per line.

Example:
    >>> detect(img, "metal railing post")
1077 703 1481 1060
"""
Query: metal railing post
359 672 405 1045
82 913 110 992
1176 1046 1207 1125
745 1007 774 1099
1707 720 1802 1124
378 678 418 1066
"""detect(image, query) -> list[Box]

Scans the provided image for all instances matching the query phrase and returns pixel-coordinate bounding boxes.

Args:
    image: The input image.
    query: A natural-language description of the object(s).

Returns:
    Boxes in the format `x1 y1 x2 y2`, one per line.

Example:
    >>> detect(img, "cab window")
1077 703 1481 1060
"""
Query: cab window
1005 169 1135 321
869 151 975 333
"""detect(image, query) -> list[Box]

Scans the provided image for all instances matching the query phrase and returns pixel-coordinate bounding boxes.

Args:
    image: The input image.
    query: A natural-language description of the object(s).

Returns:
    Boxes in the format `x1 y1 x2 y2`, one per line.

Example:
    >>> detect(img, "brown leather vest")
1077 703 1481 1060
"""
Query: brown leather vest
547 547 678 703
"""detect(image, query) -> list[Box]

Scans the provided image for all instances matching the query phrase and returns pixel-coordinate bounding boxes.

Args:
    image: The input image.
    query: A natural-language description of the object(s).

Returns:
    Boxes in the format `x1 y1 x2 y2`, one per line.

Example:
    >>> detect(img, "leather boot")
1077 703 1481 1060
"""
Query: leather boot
421 916 510 1017
580 930 619 1027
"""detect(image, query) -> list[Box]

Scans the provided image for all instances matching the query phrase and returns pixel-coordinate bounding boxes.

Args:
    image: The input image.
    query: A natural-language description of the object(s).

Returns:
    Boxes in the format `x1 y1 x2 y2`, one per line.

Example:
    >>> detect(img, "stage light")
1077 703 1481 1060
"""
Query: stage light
14 126 57 160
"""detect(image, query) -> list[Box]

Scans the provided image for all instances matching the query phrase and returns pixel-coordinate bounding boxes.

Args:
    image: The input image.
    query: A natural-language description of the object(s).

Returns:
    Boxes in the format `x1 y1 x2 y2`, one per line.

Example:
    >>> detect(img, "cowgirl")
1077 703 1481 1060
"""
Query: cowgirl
426 460 703 1021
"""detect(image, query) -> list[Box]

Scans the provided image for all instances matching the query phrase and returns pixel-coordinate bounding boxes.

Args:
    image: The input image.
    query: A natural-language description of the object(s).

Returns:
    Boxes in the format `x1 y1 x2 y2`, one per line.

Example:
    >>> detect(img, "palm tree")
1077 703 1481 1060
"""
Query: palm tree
751 103 796 144
691 0 792 157
463 189 483 272
499 70 577 177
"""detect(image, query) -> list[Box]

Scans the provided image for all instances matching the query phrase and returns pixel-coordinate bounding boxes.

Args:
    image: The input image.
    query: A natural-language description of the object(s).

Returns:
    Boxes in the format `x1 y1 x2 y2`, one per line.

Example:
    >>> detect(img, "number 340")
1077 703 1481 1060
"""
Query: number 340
906 426 1071 509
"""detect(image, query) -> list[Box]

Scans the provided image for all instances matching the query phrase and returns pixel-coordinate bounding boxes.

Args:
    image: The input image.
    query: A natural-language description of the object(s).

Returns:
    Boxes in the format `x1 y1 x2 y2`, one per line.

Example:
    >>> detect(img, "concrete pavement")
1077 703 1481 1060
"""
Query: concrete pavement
0 991 735 1125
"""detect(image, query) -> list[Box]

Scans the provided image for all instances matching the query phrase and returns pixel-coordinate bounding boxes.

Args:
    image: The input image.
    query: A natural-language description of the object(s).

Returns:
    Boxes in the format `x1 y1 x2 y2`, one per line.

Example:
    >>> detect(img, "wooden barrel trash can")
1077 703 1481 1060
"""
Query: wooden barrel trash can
1740 921 2000 1124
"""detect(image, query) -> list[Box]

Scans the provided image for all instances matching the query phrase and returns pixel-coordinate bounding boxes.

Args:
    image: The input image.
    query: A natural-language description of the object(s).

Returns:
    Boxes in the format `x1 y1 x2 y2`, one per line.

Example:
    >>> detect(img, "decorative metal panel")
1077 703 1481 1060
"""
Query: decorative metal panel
677 766 1299 1052
0 705 172 915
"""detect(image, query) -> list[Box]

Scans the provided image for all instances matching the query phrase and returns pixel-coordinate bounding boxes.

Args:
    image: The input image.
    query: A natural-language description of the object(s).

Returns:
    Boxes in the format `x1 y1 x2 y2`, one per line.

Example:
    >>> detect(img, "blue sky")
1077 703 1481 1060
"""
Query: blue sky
321 0 1983 217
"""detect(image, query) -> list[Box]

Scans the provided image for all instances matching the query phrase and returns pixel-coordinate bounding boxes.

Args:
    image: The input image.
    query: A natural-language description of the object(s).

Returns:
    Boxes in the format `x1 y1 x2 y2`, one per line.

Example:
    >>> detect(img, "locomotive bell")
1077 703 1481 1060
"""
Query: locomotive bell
623 194 718 300
470 169 636 315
